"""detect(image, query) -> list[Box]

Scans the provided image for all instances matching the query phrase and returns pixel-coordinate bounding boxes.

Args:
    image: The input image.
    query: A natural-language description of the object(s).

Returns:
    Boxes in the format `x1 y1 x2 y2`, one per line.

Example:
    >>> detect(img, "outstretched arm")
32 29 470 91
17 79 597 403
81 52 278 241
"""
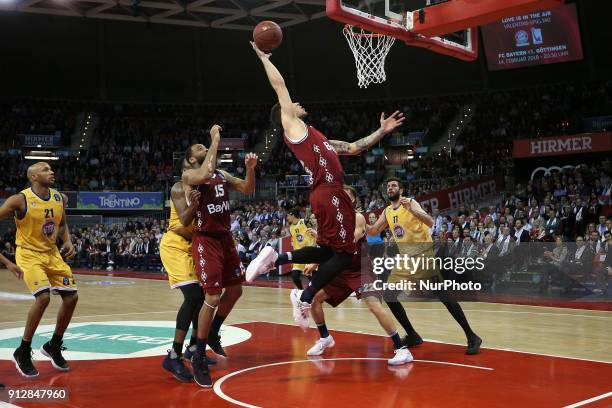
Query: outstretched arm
182 124 221 185
251 42 304 141
330 111 405 155
367 210 389 237
221 153 258 195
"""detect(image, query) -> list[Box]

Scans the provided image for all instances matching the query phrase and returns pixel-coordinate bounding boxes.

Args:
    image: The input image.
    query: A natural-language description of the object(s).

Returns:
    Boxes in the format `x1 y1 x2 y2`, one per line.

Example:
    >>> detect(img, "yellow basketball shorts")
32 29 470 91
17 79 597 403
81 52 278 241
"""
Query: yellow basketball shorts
16 246 76 296
292 263 306 272
388 246 442 285
159 232 199 289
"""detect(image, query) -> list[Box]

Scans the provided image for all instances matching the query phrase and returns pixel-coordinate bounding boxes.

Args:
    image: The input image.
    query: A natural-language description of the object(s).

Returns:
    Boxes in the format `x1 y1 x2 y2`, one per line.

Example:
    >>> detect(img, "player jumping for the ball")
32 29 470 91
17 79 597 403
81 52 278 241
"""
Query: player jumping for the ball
250 41 404 328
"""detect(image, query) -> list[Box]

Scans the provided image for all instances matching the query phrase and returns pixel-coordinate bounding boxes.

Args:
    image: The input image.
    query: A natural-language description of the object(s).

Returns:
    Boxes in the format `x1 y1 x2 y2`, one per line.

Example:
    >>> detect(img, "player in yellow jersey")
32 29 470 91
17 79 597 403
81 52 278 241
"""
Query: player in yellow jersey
0 162 78 377
368 177 482 354
287 208 316 289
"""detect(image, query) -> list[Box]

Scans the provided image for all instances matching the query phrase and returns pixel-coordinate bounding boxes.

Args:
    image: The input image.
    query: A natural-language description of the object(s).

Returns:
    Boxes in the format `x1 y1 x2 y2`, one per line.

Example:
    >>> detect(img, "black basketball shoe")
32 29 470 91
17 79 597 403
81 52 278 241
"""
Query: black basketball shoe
162 350 193 383
183 345 218 365
207 333 227 357
403 332 424 348
40 341 70 371
466 334 482 355
192 353 212 388
13 346 39 378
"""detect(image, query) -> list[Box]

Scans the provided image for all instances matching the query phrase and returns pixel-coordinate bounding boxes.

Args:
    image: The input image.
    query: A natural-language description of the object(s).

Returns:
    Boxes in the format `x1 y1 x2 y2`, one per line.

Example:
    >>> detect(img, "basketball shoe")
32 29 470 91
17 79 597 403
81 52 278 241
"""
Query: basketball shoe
246 246 277 282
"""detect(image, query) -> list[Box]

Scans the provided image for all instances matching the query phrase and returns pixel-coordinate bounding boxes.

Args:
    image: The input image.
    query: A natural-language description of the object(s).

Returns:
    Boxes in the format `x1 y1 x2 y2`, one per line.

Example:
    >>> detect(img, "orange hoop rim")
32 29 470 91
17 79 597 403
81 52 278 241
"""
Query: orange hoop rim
343 24 389 38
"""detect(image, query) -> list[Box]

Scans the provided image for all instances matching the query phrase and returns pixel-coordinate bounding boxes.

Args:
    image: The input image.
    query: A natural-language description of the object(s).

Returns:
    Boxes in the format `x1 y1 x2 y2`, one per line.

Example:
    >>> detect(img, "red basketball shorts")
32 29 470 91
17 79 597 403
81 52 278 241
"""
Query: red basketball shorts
192 232 244 295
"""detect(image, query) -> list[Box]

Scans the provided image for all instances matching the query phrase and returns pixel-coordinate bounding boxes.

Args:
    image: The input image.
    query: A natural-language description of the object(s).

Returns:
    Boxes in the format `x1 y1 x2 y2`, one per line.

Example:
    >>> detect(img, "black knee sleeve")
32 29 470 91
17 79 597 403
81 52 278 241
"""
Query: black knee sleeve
290 246 335 265
291 269 304 290
310 251 353 291
177 283 203 332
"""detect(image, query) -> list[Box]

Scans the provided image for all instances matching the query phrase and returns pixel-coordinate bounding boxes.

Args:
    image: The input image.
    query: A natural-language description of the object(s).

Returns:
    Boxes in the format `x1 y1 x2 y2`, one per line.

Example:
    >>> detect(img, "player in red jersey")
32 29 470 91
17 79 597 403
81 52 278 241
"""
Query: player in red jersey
250 41 405 328
303 186 413 365
181 125 258 388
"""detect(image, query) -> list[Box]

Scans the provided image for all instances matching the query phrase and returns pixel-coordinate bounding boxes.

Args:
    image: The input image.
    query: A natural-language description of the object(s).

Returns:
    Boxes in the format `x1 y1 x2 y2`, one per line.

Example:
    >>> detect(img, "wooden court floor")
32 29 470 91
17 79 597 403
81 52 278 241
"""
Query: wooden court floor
0 271 611 407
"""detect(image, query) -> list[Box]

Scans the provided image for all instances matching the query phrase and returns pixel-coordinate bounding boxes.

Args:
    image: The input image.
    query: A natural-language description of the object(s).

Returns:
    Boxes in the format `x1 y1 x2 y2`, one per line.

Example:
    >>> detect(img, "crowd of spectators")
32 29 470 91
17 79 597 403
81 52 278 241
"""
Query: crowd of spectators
424 161 611 295
1 80 609 198
1 161 610 295
0 100 77 150
0 80 610 294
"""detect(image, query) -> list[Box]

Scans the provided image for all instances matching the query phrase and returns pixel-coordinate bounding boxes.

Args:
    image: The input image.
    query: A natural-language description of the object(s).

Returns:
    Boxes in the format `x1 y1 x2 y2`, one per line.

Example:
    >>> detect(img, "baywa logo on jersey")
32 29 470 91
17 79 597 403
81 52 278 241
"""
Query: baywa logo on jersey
54 193 61 202
42 221 56 237
393 225 405 238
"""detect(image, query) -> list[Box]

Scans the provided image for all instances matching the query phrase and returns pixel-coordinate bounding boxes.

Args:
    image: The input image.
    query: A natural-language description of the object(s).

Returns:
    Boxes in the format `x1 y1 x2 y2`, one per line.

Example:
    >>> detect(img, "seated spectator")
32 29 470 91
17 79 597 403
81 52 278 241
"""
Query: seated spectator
564 236 593 293
1 242 15 263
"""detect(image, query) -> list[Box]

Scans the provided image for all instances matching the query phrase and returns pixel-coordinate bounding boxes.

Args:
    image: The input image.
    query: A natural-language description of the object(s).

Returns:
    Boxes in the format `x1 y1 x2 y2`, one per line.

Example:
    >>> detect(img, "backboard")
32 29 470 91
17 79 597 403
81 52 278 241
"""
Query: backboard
327 0 566 61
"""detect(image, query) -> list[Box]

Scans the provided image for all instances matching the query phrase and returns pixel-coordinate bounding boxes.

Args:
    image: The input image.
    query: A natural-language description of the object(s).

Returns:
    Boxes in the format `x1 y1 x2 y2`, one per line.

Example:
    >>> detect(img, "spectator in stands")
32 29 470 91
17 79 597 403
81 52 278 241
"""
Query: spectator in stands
100 238 117 270
142 236 158 271
540 236 568 293
1 242 15 263
544 210 560 239
595 215 607 239
235 238 247 263
564 236 592 292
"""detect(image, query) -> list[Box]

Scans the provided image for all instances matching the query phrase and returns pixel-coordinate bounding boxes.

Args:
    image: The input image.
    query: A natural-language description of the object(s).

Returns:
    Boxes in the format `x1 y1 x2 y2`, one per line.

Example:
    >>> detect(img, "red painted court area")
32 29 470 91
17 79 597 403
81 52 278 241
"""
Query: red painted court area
1 322 611 408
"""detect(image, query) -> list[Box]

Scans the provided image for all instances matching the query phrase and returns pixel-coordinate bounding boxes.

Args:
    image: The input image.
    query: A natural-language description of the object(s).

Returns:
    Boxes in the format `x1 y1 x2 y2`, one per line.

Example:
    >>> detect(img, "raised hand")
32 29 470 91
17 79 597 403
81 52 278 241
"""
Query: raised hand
380 111 405 134
210 124 222 141
245 152 259 170
400 197 414 211
250 41 271 59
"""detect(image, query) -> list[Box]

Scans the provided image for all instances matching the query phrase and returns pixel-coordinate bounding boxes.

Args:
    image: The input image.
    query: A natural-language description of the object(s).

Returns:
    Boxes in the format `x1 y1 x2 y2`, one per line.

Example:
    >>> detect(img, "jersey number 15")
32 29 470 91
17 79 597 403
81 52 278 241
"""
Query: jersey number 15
214 184 224 198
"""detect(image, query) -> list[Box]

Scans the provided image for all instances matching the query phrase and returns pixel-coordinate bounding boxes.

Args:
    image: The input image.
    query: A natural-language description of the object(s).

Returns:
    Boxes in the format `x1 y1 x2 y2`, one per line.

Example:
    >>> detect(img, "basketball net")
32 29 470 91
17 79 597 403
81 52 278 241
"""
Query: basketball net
343 25 396 88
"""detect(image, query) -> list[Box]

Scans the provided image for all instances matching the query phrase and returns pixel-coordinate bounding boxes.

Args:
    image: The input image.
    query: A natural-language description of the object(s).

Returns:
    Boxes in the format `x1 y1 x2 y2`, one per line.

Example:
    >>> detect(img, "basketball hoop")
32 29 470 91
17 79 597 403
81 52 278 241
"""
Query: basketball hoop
342 24 396 88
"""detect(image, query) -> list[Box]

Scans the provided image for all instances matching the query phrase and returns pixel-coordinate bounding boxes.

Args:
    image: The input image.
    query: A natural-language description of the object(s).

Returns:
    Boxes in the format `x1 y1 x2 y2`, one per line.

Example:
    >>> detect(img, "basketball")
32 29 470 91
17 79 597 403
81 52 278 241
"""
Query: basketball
253 21 283 52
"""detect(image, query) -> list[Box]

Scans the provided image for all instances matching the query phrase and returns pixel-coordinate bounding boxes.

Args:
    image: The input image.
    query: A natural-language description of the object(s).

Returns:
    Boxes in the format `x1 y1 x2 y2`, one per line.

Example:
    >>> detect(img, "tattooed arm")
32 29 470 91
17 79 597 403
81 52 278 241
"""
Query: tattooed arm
329 111 404 156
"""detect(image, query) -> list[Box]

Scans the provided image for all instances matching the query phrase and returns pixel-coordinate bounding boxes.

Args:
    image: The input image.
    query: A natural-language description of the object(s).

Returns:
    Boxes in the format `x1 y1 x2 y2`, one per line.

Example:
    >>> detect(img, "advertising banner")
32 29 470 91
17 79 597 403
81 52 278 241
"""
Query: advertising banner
482 3 583 71
77 192 163 209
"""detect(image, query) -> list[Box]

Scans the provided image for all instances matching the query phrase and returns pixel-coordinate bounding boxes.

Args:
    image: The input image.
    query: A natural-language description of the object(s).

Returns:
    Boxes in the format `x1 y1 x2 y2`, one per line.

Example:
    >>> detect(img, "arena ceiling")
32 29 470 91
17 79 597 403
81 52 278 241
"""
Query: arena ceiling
0 0 329 30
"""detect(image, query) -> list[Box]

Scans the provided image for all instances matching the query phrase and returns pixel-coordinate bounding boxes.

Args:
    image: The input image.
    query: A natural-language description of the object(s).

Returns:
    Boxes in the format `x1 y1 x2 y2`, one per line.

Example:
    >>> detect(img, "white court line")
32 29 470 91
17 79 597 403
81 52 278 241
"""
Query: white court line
213 357 493 408
0 292 32 301
1 304 610 327
0 402 21 408
0 310 179 325
63 273 612 313
251 319 612 365
563 391 612 408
